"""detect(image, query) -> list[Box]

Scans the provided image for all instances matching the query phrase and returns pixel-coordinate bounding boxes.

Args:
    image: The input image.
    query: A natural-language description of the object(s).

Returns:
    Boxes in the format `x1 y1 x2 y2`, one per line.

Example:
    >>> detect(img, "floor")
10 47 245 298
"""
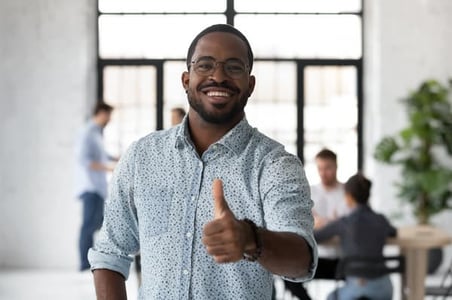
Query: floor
0 268 445 300
0 269 139 300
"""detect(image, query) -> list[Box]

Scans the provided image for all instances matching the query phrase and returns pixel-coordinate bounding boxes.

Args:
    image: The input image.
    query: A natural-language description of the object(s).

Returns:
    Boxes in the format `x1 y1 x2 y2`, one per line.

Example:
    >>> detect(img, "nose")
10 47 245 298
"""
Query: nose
209 62 229 81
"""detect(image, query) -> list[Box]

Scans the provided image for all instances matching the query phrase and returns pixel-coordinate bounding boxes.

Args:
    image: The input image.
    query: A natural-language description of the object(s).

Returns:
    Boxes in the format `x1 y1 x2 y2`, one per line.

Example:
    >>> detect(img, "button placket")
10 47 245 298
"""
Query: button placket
180 158 204 298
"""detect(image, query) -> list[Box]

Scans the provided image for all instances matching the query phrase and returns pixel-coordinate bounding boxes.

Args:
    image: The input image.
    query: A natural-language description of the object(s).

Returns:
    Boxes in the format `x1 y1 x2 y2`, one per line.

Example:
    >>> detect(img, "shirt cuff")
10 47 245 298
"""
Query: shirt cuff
268 225 318 283
88 248 133 280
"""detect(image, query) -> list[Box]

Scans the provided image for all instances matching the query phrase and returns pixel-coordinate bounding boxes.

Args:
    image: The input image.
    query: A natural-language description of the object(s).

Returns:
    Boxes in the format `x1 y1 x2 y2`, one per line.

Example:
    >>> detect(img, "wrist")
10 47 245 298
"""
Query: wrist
242 218 263 262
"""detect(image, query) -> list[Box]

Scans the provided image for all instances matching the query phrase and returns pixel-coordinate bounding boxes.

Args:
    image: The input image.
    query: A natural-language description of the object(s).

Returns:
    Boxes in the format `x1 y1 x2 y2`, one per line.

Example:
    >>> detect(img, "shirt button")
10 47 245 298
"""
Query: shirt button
186 232 192 238
191 196 196 201
183 269 189 275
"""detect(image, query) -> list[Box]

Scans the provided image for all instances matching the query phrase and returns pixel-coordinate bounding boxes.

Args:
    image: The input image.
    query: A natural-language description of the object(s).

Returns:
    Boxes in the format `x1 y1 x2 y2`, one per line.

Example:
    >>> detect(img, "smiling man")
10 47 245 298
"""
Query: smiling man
88 24 317 300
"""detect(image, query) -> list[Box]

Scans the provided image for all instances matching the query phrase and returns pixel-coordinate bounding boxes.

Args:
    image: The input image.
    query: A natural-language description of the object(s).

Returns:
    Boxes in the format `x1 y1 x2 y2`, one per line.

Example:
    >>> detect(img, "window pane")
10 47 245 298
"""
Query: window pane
235 0 361 13
99 0 225 13
163 61 189 129
99 15 226 59
247 62 297 155
303 66 358 184
236 15 361 58
103 66 156 155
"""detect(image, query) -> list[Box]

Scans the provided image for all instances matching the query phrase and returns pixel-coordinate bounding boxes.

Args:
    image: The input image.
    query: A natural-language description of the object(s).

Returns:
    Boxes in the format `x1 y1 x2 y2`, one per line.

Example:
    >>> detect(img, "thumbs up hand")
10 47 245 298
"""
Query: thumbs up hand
202 179 251 263
212 178 229 219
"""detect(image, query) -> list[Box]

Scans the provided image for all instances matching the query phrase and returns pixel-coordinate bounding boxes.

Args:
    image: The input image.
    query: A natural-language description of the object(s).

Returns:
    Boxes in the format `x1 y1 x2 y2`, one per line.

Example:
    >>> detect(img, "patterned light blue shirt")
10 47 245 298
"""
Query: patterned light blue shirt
88 117 317 300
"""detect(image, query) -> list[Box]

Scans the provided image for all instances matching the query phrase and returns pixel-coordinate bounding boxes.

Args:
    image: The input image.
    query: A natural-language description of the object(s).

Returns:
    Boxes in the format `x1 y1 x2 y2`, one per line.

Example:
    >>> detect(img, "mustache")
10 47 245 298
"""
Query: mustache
198 81 240 93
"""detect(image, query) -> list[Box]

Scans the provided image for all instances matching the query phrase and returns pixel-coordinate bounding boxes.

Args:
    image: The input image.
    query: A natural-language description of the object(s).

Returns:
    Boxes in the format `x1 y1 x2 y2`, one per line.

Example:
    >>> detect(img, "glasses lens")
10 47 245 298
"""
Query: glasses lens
194 58 215 76
224 61 246 77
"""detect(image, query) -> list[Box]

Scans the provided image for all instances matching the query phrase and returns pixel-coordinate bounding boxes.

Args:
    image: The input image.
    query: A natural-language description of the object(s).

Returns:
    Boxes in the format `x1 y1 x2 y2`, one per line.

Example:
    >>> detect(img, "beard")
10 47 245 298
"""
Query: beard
187 90 249 125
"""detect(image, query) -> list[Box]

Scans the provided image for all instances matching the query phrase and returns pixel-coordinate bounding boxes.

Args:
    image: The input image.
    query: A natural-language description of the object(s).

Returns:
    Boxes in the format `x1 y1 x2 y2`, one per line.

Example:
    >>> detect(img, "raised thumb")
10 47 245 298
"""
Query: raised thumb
212 178 229 219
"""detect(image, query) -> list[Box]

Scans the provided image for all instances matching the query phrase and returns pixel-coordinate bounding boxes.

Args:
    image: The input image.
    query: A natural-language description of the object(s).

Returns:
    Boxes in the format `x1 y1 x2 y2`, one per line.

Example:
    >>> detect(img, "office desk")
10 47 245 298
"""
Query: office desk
388 225 452 300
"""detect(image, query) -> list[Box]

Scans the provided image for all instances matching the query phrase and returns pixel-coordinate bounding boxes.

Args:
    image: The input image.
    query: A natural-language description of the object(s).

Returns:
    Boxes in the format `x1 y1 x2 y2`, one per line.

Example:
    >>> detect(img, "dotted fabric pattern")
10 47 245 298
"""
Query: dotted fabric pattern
89 118 317 300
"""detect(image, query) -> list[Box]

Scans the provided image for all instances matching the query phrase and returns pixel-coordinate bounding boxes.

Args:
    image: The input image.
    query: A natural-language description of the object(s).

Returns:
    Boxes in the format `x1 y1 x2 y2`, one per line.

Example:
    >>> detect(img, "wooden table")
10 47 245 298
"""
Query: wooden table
388 225 452 300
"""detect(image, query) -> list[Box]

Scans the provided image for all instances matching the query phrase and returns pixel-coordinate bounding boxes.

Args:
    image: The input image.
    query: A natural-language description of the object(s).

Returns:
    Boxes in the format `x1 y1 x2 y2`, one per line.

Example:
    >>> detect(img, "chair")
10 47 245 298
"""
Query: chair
425 257 452 299
333 255 405 300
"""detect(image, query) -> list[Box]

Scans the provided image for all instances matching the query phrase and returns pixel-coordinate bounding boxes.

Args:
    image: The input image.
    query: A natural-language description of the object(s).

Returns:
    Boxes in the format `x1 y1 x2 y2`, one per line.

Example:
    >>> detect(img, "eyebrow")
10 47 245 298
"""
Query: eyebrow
193 56 246 64
192 55 215 62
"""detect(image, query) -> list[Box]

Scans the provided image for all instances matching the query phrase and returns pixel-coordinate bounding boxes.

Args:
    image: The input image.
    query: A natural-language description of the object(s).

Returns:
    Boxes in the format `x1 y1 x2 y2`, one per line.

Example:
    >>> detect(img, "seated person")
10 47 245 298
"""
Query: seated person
314 173 397 300
311 149 351 279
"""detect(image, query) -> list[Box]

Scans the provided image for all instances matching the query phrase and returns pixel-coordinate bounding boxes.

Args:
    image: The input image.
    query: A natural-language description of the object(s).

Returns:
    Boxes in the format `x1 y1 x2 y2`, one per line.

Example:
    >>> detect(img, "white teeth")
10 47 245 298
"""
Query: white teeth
207 91 230 97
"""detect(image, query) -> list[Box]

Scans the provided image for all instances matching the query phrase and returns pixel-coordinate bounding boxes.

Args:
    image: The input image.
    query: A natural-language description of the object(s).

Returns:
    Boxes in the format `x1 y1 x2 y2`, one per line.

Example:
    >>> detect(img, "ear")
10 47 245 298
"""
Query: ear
248 75 256 97
182 71 190 91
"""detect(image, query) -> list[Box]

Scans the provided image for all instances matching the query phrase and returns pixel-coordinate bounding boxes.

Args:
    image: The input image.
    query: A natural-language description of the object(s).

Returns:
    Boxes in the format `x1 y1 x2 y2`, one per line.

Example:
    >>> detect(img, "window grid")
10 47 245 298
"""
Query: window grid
97 0 363 172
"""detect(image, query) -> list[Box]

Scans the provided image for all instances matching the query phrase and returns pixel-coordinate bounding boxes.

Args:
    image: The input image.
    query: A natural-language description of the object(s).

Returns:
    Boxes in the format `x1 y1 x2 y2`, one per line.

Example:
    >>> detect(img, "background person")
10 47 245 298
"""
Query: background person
74 102 117 271
314 173 397 300
312 148 351 278
311 148 350 229
88 24 317 299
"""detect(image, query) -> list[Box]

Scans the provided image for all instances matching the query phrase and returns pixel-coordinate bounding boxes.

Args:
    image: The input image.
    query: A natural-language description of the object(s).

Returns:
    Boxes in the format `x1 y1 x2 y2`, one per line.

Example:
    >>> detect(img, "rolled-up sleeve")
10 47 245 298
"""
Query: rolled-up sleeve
88 142 140 279
260 151 318 282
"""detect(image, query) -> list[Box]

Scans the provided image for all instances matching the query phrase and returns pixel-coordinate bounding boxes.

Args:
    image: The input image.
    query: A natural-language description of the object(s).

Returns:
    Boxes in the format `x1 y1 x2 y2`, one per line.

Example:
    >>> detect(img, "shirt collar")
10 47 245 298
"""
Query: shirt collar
352 204 371 213
174 116 254 156
174 116 191 149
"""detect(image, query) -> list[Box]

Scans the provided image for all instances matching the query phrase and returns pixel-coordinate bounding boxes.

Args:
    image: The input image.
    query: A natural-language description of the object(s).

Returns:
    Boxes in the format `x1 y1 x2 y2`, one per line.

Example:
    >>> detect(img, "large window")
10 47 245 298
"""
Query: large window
303 65 359 182
97 0 363 184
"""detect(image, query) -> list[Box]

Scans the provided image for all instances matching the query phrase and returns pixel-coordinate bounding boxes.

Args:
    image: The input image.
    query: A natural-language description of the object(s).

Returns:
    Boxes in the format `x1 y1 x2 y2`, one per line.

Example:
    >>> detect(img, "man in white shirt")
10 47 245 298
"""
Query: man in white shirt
311 149 350 274
311 148 349 231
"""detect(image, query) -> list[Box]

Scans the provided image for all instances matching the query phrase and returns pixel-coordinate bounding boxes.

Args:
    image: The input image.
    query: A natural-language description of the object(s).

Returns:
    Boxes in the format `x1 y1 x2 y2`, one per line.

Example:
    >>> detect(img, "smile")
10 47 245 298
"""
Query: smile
206 91 231 97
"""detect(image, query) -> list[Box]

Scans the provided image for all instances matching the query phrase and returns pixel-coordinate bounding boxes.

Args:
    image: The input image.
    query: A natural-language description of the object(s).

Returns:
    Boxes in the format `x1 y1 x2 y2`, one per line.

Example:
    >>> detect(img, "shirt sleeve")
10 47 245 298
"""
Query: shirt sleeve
382 214 397 237
389 225 397 237
77 131 96 167
259 150 318 282
88 141 140 279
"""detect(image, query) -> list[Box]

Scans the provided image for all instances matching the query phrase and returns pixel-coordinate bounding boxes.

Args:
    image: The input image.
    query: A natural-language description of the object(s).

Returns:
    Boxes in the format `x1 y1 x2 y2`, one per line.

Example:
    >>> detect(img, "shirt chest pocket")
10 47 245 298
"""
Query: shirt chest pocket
137 187 174 237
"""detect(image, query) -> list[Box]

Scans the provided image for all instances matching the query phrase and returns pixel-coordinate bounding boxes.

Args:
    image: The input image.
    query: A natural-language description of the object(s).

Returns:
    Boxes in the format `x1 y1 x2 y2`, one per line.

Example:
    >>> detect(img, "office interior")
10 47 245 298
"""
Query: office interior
1 0 451 299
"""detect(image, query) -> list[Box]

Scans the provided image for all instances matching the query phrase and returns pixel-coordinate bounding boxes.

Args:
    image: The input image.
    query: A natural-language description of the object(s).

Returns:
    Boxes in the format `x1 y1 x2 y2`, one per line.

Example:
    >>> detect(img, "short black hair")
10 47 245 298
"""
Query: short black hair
93 102 113 116
315 148 337 162
186 24 254 73
344 173 372 205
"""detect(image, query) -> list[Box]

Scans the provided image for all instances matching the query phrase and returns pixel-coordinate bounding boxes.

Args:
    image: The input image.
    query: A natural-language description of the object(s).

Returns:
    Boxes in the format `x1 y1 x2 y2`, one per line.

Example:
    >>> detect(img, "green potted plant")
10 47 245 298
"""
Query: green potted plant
373 79 452 225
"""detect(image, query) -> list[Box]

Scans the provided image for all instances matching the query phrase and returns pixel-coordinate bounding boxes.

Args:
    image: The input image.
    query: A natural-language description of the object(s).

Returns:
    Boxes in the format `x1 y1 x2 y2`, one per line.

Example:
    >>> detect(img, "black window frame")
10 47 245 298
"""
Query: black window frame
96 0 364 168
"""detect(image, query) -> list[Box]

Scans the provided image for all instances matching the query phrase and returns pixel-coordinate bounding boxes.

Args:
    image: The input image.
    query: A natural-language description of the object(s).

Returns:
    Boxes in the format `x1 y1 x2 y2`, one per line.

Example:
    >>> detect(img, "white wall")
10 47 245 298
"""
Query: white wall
0 0 97 268
364 0 452 268
0 0 451 269
364 0 452 222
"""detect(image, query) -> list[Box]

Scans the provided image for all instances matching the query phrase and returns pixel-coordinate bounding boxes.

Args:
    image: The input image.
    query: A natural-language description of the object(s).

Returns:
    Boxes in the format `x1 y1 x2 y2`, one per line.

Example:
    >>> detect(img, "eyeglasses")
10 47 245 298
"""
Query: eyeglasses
190 57 249 79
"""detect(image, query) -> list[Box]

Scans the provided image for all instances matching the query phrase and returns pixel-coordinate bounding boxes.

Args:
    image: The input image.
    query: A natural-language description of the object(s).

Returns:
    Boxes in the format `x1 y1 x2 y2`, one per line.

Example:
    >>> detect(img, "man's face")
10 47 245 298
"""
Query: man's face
98 111 112 128
182 32 255 125
316 158 337 187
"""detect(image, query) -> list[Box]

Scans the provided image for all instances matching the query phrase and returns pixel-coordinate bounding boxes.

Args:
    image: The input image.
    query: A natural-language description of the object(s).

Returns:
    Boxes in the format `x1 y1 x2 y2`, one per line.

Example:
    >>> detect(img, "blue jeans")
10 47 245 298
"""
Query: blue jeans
327 275 393 300
79 192 104 271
